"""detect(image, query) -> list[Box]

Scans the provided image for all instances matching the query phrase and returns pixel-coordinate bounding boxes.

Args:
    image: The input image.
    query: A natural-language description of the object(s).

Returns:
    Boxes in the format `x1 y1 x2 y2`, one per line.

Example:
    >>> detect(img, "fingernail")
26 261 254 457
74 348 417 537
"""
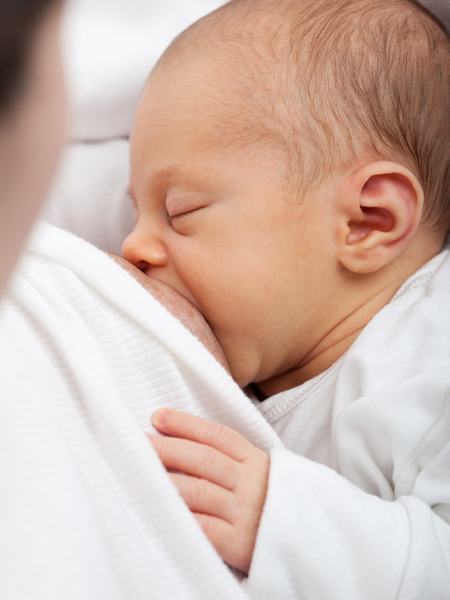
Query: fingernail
152 408 170 427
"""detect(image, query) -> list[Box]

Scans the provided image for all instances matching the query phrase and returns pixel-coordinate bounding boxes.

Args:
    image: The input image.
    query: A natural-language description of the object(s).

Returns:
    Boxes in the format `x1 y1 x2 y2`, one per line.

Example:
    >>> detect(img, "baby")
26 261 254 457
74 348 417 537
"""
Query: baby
122 0 450 597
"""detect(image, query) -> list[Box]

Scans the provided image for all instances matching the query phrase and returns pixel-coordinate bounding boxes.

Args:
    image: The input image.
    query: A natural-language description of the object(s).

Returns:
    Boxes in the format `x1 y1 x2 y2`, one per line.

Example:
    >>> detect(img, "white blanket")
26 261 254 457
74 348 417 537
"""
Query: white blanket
0 222 281 600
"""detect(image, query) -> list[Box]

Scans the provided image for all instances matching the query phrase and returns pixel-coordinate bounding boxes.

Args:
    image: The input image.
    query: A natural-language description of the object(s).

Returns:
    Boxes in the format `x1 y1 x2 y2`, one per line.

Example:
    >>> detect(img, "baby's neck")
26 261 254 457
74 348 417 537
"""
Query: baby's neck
258 281 400 398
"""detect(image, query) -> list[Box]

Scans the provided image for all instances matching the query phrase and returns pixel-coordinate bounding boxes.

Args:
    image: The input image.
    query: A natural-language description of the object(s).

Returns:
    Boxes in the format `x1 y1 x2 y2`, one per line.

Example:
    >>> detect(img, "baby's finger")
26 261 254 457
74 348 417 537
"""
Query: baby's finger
169 473 236 522
151 409 253 461
148 434 239 490
194 513 234 560
195 514 251 573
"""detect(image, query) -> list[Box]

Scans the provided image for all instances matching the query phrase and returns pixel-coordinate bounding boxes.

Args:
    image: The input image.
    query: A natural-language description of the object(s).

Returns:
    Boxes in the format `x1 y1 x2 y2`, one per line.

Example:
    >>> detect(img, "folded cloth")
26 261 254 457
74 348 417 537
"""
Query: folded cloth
0 222 281 600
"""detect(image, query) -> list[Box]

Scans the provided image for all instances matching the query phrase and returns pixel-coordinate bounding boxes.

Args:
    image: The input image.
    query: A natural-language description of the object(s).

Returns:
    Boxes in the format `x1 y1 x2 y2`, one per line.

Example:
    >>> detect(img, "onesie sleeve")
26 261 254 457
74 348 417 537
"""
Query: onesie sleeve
243 440 450 599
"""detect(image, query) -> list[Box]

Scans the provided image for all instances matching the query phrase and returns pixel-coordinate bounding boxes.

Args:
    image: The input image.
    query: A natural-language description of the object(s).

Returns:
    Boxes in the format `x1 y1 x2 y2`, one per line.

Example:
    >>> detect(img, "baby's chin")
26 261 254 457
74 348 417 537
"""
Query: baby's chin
112 256 229 371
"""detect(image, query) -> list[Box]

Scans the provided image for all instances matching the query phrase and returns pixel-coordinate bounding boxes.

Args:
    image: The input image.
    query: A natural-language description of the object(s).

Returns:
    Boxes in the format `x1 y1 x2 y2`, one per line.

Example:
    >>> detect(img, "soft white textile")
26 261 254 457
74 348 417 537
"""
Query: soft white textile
0 222 281 600
245 246 450 599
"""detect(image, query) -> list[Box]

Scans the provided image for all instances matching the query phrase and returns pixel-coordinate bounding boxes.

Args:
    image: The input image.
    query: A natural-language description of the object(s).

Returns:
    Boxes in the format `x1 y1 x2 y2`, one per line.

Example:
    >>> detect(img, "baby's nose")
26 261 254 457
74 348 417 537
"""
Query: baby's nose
122 230 169 272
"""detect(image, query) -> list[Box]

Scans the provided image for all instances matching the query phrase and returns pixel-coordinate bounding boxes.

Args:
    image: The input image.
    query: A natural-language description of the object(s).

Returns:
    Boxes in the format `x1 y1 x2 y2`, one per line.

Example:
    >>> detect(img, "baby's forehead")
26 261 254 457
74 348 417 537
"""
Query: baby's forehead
140 49 278 156
142 6 325 155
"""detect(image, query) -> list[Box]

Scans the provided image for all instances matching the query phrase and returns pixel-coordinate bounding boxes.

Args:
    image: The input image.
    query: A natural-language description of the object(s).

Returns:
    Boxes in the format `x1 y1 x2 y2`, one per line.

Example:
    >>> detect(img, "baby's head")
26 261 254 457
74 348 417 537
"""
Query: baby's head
123 0 450 392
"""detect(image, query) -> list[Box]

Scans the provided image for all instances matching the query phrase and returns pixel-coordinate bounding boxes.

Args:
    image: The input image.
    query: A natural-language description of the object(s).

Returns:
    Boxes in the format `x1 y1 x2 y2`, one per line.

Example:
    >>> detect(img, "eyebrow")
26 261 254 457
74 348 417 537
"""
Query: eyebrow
152 166 191 187
129 164 222 206
151 165 220 193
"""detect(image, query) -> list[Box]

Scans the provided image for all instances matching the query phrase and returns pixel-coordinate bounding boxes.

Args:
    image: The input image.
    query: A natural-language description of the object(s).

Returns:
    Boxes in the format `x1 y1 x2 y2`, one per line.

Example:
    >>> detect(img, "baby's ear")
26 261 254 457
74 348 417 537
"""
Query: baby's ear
336 161 424 274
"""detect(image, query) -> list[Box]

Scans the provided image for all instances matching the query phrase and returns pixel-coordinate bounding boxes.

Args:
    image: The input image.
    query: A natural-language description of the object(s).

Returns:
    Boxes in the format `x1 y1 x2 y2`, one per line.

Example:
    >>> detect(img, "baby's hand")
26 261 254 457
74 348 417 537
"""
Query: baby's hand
148 408 269 574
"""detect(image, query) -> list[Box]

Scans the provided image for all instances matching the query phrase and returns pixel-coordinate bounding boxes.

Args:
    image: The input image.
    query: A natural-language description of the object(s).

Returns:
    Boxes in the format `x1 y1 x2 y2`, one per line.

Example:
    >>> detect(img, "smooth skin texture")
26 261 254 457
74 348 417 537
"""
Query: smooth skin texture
113 256 228 369
149 408 269 574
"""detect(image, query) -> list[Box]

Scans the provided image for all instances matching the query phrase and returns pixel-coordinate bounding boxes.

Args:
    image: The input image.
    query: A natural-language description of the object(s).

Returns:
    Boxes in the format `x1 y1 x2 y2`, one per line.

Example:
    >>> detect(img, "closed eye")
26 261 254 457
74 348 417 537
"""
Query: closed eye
169 205 207 220
165 191 209 218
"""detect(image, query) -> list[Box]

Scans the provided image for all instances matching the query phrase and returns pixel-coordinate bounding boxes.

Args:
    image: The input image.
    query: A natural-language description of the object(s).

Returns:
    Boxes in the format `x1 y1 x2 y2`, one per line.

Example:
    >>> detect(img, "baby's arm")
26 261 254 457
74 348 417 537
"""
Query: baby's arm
148 408 269 574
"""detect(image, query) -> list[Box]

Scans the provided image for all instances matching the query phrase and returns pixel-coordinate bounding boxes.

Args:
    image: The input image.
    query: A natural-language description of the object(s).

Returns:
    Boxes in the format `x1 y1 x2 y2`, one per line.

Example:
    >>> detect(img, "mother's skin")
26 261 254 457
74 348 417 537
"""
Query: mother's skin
114 257 229 369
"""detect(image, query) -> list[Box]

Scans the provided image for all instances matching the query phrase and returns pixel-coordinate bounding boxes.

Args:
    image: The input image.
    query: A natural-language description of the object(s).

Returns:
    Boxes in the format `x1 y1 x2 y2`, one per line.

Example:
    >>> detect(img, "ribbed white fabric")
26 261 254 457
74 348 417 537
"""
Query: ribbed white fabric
0 222 281 600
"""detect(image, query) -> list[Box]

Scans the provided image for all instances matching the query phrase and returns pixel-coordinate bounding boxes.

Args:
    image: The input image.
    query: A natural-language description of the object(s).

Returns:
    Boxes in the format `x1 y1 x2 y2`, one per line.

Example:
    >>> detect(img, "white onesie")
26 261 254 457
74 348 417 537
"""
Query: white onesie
244 244 450 600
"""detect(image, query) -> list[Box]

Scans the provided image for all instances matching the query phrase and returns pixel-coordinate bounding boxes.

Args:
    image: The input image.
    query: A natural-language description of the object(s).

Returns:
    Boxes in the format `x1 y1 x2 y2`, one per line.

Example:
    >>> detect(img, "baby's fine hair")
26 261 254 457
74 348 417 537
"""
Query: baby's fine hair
170 0 450 232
